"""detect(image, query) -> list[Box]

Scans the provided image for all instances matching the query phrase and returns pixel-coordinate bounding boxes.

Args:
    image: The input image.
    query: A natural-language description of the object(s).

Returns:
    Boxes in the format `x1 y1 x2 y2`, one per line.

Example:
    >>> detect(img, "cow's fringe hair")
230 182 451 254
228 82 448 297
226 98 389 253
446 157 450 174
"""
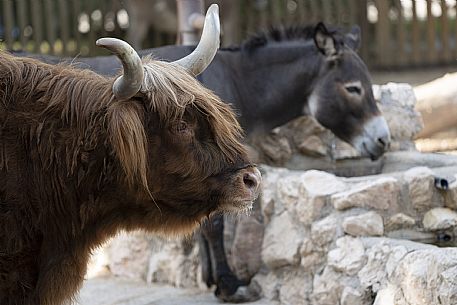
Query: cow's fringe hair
141 56 244 156
0 52 244 193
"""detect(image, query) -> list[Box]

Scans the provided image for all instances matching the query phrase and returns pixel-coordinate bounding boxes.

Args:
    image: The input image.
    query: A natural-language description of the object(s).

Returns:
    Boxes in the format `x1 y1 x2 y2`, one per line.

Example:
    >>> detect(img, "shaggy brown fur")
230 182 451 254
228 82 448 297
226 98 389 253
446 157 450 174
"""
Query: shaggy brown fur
0 51 255 305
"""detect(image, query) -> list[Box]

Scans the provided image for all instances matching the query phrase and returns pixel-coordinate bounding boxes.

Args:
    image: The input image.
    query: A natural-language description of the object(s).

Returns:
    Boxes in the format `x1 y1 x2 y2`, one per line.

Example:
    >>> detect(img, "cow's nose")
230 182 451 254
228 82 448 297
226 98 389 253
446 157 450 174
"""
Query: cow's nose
241 167 261 195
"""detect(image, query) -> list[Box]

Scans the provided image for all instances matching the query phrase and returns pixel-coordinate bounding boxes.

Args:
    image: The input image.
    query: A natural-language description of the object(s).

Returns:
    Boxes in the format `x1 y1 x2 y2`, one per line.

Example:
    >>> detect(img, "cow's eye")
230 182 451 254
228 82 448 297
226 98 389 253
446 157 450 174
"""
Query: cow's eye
175 121 188 133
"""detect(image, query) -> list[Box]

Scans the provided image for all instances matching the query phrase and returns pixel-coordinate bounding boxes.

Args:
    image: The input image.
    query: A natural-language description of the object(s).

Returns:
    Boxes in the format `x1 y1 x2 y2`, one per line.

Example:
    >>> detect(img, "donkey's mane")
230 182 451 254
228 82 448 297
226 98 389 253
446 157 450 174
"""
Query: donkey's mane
239 24 343 51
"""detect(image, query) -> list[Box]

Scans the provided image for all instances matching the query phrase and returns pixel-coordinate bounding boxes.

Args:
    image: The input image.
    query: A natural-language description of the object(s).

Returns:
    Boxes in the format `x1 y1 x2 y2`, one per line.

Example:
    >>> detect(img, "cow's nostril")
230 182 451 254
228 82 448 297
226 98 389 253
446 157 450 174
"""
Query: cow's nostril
243 173 258 190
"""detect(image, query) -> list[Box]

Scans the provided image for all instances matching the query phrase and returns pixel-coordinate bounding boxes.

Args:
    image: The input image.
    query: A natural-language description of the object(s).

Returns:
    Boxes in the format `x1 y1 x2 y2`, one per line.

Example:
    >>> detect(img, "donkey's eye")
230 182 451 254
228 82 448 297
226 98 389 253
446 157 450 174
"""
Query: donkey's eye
345 85 362 95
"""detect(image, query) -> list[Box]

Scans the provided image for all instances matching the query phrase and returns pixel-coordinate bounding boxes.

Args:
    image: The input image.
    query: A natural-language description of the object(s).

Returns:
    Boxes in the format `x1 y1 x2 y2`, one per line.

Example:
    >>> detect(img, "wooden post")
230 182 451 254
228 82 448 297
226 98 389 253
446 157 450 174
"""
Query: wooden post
176 0 205 46
297 0 306 24
17 0 28 50
87 0 97 55
375 0 390 67
322 0 332 24
334 0 342 24
309 1 320 23
412 0 421 65
58 0 70 55
3 0 15 50
426 0 437 64
348 0 357 25
72 0 82 53
440 0 450 63
31 0 43 53
44 0 56 54
270 0 282 25
394 0 406 66
356 0 369 65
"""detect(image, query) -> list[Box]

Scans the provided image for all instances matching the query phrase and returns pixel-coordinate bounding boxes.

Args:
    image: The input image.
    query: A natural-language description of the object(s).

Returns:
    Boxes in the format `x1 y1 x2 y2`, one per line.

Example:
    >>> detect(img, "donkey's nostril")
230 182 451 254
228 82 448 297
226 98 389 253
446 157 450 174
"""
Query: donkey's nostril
243 173 258 190
377 135 390 149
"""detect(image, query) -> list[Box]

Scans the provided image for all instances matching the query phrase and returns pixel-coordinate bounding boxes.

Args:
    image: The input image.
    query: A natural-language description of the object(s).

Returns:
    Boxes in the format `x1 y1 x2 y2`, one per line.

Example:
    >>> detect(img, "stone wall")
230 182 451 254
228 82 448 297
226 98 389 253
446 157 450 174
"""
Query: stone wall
246 166 457 305
91 84 457 305
98 165 457 305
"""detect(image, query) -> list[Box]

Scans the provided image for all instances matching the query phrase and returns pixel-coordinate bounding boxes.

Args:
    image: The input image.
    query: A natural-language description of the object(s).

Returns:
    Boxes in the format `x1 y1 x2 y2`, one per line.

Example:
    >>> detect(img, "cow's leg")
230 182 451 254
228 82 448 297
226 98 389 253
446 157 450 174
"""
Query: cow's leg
201 215 260 303
34 250 88 305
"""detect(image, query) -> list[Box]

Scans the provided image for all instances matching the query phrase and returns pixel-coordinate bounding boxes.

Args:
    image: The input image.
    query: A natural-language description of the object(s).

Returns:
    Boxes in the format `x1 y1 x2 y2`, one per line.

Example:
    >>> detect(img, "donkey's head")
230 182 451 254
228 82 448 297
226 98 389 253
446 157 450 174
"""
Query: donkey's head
307 23 390 160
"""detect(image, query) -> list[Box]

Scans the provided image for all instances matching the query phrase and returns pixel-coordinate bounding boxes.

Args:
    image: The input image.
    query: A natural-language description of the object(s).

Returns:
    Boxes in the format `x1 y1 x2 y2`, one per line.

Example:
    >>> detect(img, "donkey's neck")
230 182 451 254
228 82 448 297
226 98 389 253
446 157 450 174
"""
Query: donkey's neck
222 43 323 134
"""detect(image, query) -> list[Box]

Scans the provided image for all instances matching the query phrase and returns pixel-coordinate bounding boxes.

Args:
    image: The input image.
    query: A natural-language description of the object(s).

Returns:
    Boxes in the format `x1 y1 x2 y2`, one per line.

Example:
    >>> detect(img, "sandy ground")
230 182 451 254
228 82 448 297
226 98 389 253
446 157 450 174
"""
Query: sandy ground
77 277 273 305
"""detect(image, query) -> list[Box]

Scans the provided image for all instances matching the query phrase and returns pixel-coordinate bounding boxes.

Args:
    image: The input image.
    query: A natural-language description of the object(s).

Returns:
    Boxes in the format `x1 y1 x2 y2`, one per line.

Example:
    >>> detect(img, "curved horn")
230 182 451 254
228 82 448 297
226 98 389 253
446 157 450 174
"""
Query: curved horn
96 38 144 101
173 4 220 76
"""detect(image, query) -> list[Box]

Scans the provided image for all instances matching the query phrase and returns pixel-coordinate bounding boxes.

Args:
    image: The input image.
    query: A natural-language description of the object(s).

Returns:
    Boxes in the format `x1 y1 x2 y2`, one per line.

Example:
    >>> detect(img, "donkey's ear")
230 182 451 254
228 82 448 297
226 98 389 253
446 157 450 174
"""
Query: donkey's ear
313 22 339 58
346 25 361 51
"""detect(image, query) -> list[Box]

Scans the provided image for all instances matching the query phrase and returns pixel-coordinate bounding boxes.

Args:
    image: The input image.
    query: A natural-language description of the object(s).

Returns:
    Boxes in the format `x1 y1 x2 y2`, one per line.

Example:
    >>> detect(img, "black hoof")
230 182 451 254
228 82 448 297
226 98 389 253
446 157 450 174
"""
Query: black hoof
215 281 262 303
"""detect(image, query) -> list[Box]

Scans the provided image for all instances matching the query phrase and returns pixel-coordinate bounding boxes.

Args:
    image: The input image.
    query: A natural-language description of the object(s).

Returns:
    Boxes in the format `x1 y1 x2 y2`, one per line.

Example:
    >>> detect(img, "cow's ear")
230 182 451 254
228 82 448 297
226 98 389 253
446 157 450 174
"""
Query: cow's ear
346 25 361 51
313 22 340 58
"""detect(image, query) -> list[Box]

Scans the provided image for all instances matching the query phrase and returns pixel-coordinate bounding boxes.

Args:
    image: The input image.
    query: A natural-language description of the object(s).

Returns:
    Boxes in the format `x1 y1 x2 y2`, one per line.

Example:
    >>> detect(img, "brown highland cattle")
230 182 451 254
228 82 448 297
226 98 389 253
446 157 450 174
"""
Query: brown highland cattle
0 5 260 305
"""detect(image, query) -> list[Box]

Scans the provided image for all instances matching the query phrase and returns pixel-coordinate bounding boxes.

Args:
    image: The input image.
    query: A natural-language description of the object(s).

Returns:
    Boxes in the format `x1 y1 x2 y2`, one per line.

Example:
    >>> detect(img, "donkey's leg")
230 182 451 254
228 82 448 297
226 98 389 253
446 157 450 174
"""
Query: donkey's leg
201 215 261 303
201 215 243 297
198 232 215 288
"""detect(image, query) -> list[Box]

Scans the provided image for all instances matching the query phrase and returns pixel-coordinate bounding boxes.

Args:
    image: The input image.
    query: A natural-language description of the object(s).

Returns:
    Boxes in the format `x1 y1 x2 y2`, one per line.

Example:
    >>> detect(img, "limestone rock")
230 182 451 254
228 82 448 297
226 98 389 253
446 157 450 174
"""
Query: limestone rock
230 216 264 282
403 167 436 211
295 170 347 225
385 213 416 231
297 135 327 156
301 252 325 271
300 170 347 196
106 231 152 280
373 284 396 305
289 116 328 146
262 211 303 269
251 272 280 301
394 248 457 305
358 241 403 293
330 138 361 159
311 214 340 247
277 174 303 209
146 238 200 288
260 167 291 223
278 269 312 305
328 236 366 275
373 83 423 142
295 195 326 226
300 238 326 270
332 177 400 210
257 133 292 164
343 212 384 237
444 174 457 209
358 238 433 294
341 286 366 305
311 267 344 305
422 207 457 230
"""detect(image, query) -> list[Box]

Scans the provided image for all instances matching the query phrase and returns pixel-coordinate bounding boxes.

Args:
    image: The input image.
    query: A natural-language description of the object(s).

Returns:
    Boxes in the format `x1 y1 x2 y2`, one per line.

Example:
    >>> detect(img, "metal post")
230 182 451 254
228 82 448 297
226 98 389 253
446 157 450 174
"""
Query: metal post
176 0 205 45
